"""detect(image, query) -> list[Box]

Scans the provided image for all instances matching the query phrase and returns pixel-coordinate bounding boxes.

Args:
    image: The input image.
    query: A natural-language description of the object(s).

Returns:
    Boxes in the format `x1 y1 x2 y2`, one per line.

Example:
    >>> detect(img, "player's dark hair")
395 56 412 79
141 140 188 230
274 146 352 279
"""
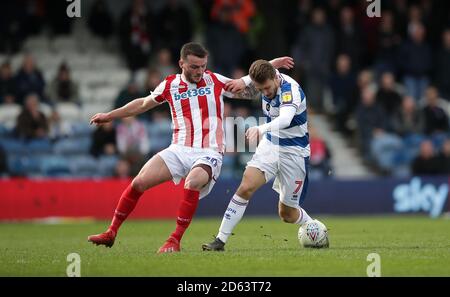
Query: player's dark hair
180 42 208 60
249 60 276 84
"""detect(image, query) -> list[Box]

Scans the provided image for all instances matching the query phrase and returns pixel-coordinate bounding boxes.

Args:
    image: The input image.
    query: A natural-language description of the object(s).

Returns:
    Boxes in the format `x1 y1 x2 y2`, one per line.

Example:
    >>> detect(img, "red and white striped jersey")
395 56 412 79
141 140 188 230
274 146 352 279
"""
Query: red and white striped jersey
149 70 232 153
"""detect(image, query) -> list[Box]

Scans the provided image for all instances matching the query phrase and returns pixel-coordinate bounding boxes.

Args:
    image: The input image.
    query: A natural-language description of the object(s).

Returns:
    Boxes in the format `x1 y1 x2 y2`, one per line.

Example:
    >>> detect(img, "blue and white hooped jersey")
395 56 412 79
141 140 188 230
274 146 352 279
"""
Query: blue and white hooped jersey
261 72 310 157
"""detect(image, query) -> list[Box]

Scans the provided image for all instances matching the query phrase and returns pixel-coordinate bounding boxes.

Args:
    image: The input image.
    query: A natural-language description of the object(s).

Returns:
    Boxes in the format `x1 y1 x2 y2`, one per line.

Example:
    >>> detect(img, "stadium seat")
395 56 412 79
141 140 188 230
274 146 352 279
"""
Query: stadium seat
0 138 27 154
220 155 237 179
68 155 99 177
81 104 111 122
92 87 120 104
26 138 53 154
97 155 119 177
133 69 147 89
40 103 53 118
7 154 43 176
70 122 94 137
147 120 172 151
0 104 21 129
40 155 71 177
53 136 92 155
79 85 94 103
91 55 121 69
0 54 8 64
69 54 92 71
56 103 81 122
0 123 11 137
43 69 56 83
50 37 78 53
23 36 49 53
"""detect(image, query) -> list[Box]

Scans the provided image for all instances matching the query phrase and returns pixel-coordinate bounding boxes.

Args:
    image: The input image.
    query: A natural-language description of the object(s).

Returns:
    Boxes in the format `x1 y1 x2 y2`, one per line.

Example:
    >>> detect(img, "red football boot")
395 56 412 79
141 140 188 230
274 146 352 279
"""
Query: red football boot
87 229 116 248
157 236 181 254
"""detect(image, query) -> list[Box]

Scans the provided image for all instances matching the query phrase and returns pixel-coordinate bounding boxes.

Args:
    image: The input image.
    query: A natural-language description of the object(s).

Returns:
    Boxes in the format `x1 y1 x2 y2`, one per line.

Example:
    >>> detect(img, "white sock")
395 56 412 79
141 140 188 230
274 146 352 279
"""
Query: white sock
295 207 312 225
217 194 249 243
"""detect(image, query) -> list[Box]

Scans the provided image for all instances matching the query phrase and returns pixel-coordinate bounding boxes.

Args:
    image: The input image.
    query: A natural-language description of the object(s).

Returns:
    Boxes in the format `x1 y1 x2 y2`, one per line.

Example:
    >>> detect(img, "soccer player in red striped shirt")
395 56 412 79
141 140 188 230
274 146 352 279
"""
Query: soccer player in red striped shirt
87 42 293 253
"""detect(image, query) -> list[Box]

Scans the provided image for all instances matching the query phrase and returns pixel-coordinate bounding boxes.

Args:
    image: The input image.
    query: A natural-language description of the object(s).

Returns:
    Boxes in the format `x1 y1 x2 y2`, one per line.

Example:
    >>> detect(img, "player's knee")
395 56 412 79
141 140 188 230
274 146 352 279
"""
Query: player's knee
279 209 297 224
236 182 256 199
131 177 148 193
184 178 204 191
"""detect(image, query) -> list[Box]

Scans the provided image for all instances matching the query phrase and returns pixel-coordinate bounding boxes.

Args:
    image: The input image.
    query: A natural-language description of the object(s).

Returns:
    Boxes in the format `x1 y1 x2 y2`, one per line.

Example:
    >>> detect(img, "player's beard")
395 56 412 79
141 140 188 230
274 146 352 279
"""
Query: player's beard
267 88 277 99
267 81 279 99
186 72 203 83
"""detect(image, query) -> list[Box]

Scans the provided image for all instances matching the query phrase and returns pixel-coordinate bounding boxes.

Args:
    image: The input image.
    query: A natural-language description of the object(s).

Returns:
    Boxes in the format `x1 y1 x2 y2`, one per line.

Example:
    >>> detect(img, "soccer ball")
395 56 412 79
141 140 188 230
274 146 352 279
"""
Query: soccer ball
298 219 329 248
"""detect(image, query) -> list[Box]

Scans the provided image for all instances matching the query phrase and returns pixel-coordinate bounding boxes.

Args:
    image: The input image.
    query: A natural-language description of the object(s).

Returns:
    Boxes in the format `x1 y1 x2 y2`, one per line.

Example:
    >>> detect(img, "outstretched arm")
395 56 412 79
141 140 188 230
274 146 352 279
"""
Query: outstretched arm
226 57 294 95
90 95 159 125
269 56 295 70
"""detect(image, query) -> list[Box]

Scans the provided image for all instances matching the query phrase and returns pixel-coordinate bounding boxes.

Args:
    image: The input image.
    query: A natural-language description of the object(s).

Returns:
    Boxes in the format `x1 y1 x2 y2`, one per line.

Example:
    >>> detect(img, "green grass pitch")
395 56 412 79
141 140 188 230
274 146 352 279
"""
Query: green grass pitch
1 215 449 276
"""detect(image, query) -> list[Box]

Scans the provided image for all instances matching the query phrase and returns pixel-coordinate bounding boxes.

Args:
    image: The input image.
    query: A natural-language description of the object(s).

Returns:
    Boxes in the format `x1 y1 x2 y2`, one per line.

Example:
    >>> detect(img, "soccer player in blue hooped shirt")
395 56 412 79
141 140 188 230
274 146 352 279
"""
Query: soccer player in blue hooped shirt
203 59 329 251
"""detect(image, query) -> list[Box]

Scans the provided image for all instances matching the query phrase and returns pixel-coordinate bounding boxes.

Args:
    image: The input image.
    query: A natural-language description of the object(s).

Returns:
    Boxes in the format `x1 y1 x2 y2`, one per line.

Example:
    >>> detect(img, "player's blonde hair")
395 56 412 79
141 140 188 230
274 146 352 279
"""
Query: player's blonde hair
249 60 276 84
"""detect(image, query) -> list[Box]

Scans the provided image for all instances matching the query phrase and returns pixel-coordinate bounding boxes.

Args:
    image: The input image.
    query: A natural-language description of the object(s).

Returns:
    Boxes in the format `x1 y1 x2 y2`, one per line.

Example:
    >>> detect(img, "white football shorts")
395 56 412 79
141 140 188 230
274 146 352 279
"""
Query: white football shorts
158 144 223 198
246 137 309 208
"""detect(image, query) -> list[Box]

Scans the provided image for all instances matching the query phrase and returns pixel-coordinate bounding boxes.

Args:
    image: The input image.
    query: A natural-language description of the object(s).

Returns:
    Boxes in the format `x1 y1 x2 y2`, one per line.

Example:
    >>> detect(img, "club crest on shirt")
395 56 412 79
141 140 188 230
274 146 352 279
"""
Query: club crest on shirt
205 76 214 85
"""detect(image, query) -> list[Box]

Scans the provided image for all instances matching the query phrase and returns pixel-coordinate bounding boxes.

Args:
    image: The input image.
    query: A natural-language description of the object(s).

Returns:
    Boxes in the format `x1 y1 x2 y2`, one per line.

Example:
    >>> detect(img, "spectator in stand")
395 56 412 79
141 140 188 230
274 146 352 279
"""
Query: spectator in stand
211 0 255 34
47 110 73 140
411 140 442 175
119 0 155 71
360 0 383 62
116 116 150 176
329 54 356 134
88 0 114 39
147 109 172 156
90 121 117 158
143 68 162 95
47 0 73 35
0 61 16 104
374 10 402 76
47 63 79 105
14 54 46 105
206 0 254 76
114 79 143 110
114 158 132 178
375 72 403 117
390 0 408 38
309 125 332 179
390 95 425 170
153 48 177 79
363 84 406 174
142 68 170 119
392 95 424 137
116 116 150 156
348 70 377 132
437 139 450 174
422 86 449 136
15 93 48 139
0 2 27 53
434 29 450 100
355 87 385 158
335 6 364 70
406 5 426 36
398 22 432 101
293 7 335 112
156 0 193 61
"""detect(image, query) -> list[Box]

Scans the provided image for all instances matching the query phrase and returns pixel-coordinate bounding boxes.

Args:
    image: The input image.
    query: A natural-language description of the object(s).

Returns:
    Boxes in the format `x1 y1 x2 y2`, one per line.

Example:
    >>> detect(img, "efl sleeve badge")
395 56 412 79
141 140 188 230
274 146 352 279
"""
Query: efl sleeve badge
281 91 293 104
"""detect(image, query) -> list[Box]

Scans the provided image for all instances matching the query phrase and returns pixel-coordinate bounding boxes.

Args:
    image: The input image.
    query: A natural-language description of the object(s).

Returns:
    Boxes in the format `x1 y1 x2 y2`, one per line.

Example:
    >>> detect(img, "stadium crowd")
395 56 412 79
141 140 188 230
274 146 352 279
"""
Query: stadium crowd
0 0 449 179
